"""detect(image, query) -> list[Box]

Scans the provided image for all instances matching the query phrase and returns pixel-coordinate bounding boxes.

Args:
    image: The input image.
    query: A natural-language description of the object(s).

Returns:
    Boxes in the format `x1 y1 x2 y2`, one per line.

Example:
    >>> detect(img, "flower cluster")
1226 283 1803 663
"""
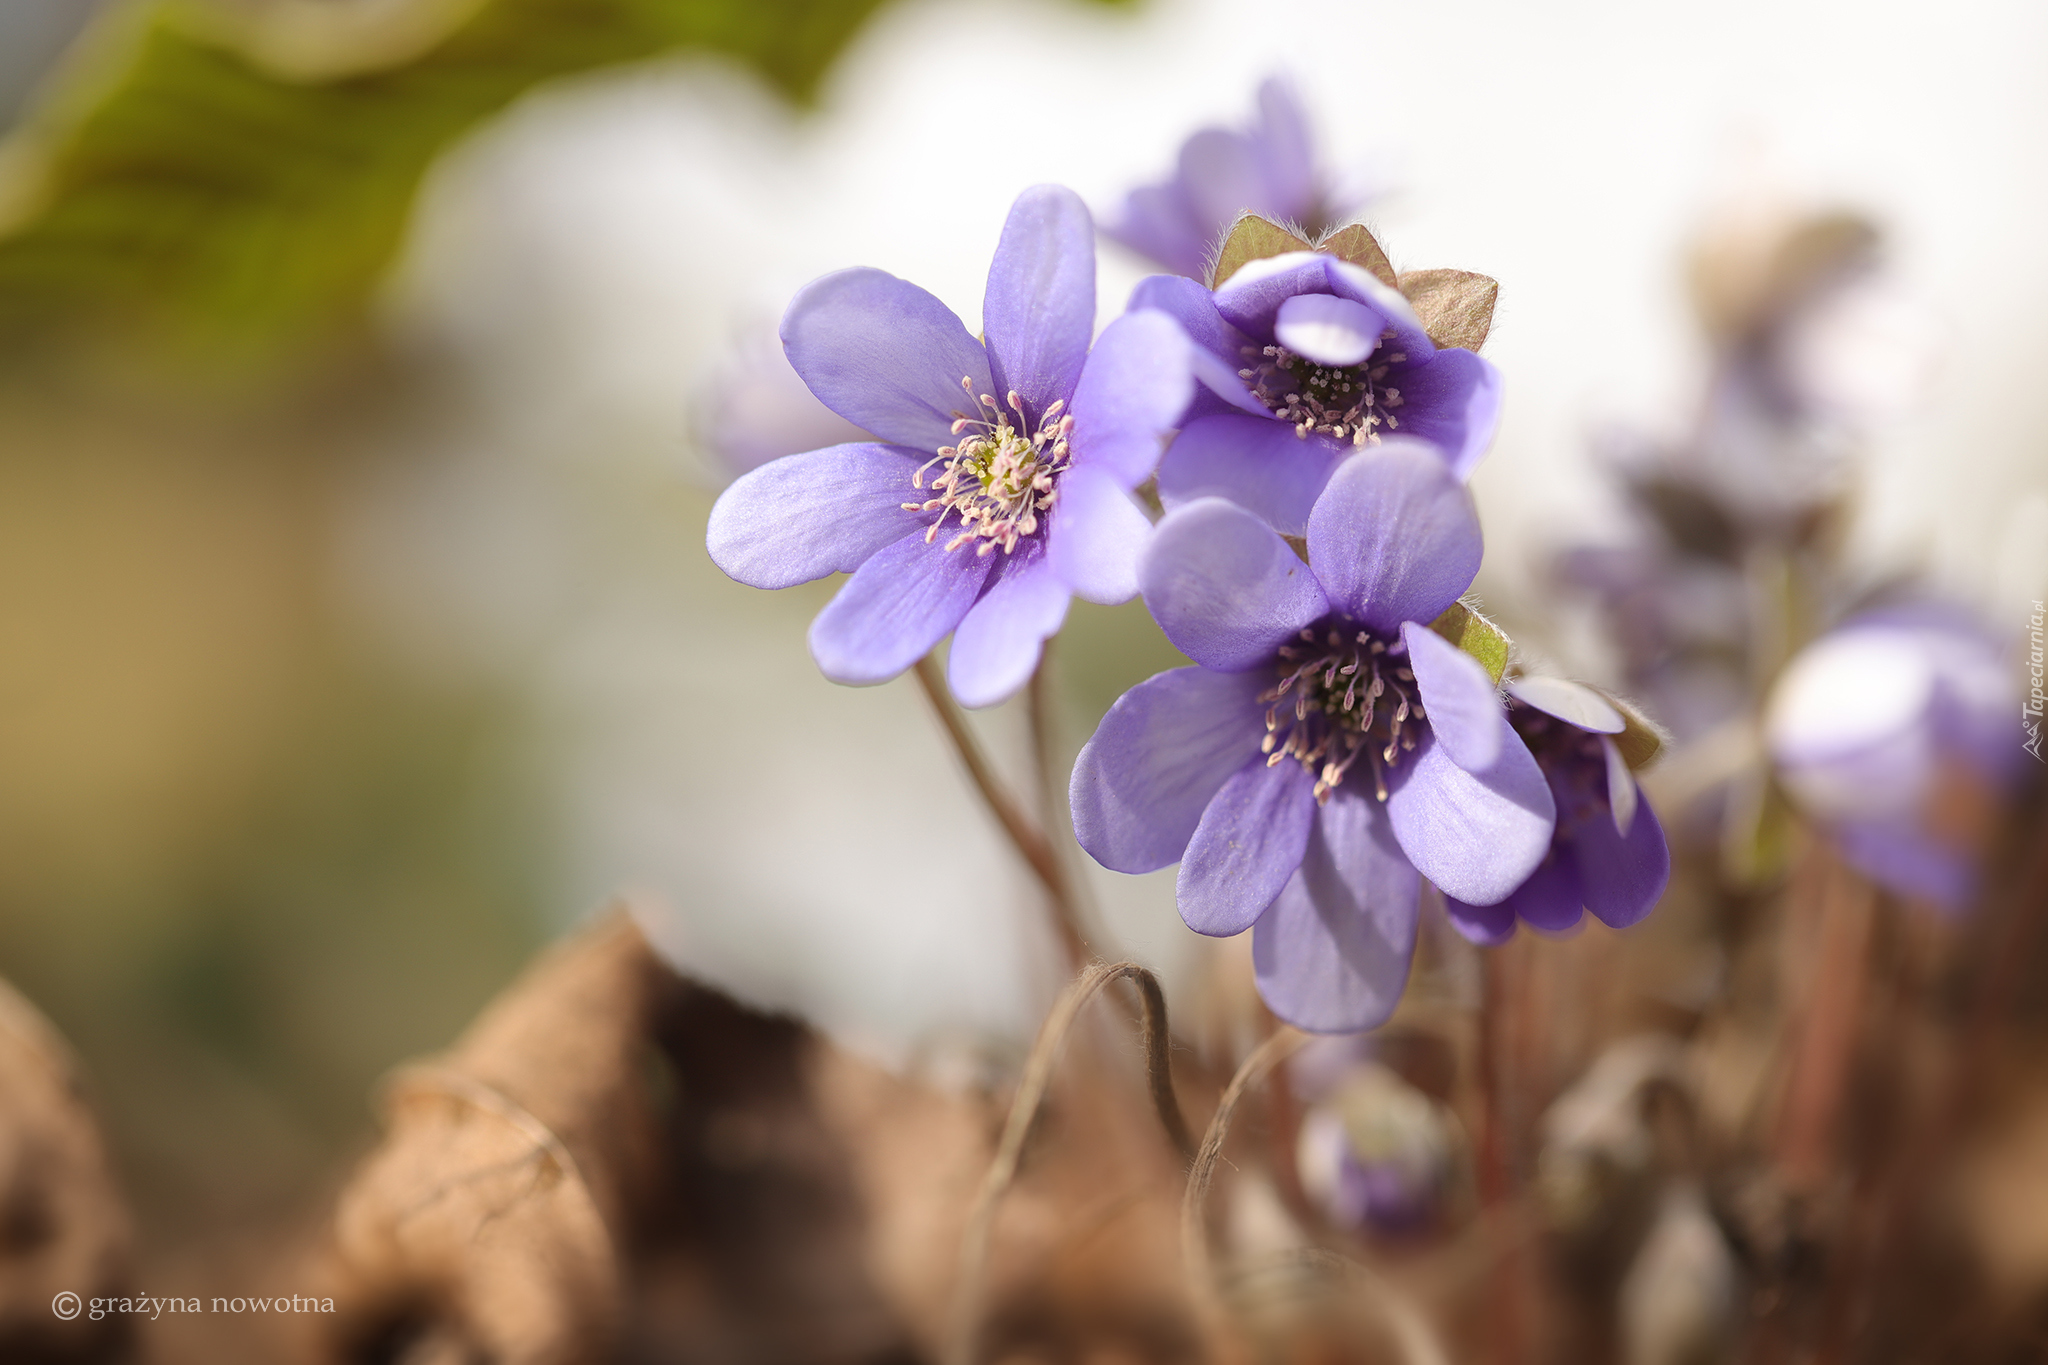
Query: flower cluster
707 103 1673 1034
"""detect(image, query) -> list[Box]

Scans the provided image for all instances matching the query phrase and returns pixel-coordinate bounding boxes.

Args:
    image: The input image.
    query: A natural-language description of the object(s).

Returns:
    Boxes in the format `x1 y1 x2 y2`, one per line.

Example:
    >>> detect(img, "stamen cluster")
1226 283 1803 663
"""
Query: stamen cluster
1262 623 1428 803
905 378 1074 555
1239 334 1406 445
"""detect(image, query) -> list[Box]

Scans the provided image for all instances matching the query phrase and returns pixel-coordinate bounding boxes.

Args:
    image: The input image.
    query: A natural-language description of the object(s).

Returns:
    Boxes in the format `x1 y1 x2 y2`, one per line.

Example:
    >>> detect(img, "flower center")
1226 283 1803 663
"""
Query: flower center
1238 335 1406 445
903 379 1073 556
1262 623 1428 803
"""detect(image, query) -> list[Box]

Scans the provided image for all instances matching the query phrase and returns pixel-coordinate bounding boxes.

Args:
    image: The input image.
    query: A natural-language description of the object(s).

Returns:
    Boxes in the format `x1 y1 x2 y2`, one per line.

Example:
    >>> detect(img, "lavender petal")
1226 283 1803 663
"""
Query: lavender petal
1305 441 1483 634
983 184 1097 420
1251 790 1422 1033
782 268 992 452
1142 497 1330 671
1178 757 1318 936
1071 666 1269 874
707 442 931 589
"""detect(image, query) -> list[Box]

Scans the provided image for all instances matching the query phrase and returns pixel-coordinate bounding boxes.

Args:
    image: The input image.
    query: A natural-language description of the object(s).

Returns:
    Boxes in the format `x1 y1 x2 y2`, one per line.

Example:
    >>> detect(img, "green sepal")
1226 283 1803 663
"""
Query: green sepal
1211 214 1312 287
1316 223 1399 289
1601 691 1669 771
1428 601 1509 684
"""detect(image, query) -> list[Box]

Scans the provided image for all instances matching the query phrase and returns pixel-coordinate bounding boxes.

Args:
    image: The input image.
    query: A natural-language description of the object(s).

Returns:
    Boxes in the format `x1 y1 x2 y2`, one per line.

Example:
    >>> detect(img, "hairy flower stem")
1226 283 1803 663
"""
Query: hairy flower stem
947 961 1194 1365
912 654 1089 968
1180 1026 1306 1360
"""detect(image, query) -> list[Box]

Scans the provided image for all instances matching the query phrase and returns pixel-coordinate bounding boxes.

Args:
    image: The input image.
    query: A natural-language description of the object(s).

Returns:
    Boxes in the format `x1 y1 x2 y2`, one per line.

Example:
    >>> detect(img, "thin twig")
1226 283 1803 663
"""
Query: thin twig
913 654 1088 967
1179 1026 1306 1353
947 960 1193 1365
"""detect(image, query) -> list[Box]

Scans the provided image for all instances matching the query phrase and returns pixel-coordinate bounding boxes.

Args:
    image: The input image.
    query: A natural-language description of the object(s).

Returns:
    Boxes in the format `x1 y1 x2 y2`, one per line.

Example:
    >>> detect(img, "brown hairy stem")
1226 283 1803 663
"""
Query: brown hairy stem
946 960 1193 1365
1179 1026 1306 1354
913 654 1089 967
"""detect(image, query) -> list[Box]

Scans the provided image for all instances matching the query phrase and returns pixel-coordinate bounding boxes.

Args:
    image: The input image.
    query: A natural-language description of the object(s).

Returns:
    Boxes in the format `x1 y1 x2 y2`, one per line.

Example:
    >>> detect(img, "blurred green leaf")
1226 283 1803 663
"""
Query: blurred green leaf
0 0 1126 358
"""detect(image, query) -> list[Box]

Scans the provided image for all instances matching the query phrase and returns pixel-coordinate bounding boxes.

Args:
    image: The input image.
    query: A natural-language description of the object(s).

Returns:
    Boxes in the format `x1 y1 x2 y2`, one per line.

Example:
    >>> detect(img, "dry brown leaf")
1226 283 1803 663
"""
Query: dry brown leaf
1319 225 1400 290
323 912 665 1365
0 978 134 1363
1396 269 1499 352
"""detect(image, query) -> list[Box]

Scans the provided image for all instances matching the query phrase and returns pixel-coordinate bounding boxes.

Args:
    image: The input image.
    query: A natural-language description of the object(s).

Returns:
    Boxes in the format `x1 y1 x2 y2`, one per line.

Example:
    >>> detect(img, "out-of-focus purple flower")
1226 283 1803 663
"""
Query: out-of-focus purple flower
1765 606 2017 909
1131 253 1502 536
707 185 1194 708
1297 1062 1455 1236
1104 77 1356 281
1070 443 1555 1032
699 320 871 477
1445 677 1670 945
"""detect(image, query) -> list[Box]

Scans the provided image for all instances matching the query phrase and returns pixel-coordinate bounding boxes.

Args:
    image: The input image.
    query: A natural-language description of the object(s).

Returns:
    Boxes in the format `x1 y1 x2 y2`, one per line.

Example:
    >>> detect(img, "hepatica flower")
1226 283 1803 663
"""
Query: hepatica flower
1104 76 1356 280
707 186 1193 707
1766 607 2017 908
1444 677 1670 945
1070 443 1556 1032
1132 238 1503 535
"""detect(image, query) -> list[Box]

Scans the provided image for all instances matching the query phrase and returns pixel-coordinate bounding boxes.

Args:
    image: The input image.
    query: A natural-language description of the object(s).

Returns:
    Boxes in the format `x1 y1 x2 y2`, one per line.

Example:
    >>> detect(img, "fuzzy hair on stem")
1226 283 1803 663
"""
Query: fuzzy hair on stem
946 960 1193 1365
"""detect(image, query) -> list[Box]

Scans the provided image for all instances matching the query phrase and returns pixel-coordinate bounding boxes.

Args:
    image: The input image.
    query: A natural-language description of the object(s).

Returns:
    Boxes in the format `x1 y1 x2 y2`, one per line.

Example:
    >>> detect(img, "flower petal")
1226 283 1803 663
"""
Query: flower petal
707 443 931 589
1501 854 1587 933
947 547 1071 709
781 268 992 452
1251 76 1317 218
1048 463 1150 605
1178 757 1318 935
1213 252 1352 338
1603 735 1638 835
1071 667 1268 873
1128 275 1268 415
1068 308 1195 486
1158 413 1350 537
1505 676 1625 733
1275 293 1387 367
1384 729 1555 906
1323 268 1436 363
1142 497 1330 671
1107 185 1210 280
1388 349 1503 479
1305 440 1483 633
983 184 1097 420
1251 791 1421 1033
1443 895 1516 947
1567 787 1669 929
1834 818 1975 911
1401 621 1505 773
807 530 991 685
1176 128 1267 236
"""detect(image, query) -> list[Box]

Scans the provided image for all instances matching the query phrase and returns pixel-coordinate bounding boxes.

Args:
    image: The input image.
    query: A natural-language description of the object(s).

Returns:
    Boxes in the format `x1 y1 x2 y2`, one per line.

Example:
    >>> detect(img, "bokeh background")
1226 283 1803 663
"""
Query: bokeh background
1 0 2043 1290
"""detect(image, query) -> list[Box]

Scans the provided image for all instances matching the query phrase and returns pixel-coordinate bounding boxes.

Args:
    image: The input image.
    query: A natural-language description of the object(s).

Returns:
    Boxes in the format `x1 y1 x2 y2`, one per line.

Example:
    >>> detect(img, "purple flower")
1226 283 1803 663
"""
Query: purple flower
1069 442 1555 1033
1104 77 1357 280
1297 1062 1455 1237
706 185 1194 707
1443 677 1671 945
1131 252 1503 536
1766 606 2018 909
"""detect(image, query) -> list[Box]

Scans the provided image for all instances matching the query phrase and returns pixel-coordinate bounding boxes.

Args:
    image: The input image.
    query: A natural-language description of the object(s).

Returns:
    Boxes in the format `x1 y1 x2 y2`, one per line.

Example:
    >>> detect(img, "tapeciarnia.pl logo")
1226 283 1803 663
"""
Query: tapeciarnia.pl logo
2026 599 2044 763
